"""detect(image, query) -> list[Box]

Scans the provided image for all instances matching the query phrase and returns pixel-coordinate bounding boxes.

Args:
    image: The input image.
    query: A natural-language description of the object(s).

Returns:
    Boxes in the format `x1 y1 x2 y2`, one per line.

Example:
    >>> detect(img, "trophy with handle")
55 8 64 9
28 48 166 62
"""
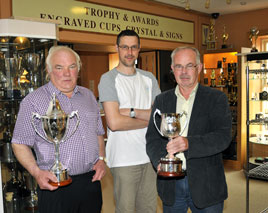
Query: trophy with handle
153 109 188 177
32 93 79 186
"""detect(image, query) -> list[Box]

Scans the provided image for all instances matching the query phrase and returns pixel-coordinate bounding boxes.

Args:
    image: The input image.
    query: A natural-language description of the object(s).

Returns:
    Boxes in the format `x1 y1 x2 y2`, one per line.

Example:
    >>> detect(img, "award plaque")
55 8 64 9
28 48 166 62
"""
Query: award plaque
32 93 79 186
153 109 188 177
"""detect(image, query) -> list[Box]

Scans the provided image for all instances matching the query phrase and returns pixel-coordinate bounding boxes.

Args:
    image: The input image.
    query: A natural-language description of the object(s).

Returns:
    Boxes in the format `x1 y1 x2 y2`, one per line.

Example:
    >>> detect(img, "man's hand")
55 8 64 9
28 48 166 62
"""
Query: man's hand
157 164 161 172
166 136 189 155
92 160 106 182
33 169 58 191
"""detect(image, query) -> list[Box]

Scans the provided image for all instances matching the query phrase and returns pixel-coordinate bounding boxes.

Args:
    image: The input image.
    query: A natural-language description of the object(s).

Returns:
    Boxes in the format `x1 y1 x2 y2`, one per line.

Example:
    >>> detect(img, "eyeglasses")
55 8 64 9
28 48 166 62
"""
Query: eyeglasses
173 63 198 72
118 45 140 51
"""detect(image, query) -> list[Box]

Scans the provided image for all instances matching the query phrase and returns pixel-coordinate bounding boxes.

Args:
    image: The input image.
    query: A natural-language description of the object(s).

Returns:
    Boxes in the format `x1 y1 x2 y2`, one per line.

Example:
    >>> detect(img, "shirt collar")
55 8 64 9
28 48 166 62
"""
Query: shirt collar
47 81 80 97
175 83 199 100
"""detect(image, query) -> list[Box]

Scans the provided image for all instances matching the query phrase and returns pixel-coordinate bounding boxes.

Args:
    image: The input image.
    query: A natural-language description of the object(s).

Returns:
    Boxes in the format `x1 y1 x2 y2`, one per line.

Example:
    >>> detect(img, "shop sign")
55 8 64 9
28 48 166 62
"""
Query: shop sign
12 0 194 43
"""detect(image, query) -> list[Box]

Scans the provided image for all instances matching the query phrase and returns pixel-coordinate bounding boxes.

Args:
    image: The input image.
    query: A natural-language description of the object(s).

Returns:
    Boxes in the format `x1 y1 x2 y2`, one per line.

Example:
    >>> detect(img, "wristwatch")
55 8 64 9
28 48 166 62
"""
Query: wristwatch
99 156 107 163
130 108 136 118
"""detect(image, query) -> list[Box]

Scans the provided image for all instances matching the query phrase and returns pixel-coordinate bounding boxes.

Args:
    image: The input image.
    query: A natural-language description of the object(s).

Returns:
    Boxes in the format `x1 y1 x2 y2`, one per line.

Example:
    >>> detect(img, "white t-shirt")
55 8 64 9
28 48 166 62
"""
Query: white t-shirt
98 68 161 168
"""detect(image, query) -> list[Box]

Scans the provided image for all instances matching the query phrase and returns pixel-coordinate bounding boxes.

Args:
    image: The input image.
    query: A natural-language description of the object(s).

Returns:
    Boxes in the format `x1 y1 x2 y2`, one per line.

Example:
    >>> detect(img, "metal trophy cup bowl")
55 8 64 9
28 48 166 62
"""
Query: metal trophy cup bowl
153 109 188 177
32 93 79 187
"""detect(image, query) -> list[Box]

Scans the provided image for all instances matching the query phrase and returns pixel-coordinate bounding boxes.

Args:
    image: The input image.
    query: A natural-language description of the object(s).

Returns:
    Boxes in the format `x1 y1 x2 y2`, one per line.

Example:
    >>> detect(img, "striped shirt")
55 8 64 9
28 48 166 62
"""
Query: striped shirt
12 81 105 175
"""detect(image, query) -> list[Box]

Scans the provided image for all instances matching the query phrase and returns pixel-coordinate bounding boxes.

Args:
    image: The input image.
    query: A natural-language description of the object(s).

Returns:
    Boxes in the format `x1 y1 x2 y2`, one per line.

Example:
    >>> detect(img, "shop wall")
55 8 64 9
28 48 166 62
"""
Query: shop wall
79 52 109 97
0 0 211 51
0 0 11 18
214 8 268 52
69 0 210 51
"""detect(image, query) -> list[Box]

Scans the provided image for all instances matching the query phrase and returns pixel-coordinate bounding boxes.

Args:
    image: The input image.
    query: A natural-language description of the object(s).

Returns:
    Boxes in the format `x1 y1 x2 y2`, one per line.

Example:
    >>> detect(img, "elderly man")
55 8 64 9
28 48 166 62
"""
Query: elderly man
12 46 106 213
146 46 232 213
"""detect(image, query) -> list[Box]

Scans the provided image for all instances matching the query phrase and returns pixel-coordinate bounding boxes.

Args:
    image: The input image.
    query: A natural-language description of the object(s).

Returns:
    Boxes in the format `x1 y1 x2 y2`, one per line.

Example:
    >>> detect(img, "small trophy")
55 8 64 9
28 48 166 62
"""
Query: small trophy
221 25 229 49
249 27 259 52
153 109 188 177
23 171 38 211
32 93 79 186
207 18 217 50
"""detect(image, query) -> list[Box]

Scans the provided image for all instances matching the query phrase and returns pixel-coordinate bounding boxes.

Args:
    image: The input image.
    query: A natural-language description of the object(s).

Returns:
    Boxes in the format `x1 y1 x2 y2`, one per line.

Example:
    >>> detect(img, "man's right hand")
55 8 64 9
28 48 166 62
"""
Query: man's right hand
34 169 59 191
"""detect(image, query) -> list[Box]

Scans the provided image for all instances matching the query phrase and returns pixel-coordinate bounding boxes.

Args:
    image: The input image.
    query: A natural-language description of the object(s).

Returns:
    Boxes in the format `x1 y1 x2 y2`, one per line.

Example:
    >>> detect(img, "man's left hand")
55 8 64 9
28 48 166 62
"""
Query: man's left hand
166 136 189 155
92 160 106 182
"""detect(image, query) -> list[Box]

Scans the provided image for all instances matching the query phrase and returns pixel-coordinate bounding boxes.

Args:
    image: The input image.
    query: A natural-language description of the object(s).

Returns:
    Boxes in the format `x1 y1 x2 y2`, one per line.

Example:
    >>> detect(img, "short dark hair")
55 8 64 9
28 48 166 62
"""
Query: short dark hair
116 30 140 46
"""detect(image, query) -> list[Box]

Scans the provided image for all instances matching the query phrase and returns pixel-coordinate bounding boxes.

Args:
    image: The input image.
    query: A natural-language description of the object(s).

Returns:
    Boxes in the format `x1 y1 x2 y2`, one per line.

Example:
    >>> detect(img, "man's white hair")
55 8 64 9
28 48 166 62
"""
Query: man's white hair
46 45 82 73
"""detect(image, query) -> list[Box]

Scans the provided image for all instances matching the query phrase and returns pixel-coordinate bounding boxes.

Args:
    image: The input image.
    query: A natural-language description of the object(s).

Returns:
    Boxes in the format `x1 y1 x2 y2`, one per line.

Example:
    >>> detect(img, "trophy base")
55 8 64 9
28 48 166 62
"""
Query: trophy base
158 157 184 178
158 171 185 177
25 206 38 211
251 48 258 52
49 177 72 187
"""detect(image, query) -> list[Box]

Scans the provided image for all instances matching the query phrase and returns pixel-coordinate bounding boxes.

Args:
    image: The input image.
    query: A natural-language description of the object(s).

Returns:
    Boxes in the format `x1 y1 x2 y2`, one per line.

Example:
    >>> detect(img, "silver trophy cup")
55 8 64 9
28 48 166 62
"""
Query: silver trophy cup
153 109 188 177
32 93 79 186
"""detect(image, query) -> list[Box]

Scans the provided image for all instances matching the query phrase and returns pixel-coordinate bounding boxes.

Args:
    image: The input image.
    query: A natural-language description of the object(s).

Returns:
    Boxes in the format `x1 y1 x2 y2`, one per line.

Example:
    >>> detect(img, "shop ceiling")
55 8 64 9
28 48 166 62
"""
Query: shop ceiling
150 0 268 15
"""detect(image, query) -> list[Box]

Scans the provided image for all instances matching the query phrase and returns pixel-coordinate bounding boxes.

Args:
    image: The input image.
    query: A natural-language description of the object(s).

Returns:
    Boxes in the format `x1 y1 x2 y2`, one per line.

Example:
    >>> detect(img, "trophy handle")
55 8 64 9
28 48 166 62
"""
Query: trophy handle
63 110 80 141
179 111 188 136
31 113 50 142
153 109 164 137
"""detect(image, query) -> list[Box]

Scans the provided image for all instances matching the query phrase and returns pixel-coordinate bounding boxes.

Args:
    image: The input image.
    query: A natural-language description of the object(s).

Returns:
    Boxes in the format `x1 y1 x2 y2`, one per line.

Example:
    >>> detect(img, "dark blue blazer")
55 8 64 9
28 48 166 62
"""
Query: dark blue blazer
146 84 232 208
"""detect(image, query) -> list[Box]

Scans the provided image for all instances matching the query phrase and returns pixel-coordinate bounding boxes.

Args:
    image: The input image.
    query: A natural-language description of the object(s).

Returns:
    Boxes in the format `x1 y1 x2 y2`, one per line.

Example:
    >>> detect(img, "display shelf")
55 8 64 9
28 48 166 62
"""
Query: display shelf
239 51 268 213
203 51 239 164
248 162 268 181
0 19 57 213
249 137 268 145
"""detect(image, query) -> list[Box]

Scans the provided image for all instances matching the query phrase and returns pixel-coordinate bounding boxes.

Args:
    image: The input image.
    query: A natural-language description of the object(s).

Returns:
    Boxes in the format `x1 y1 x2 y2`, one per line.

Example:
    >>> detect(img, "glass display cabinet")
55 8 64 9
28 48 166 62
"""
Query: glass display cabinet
239 51 268 213
203 52 240 169
0 19 57 213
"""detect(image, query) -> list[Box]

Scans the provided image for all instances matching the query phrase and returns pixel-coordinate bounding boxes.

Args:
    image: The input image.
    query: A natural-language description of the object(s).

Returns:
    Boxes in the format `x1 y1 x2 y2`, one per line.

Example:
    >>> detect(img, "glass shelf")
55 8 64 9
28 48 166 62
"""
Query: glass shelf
249 137 268 145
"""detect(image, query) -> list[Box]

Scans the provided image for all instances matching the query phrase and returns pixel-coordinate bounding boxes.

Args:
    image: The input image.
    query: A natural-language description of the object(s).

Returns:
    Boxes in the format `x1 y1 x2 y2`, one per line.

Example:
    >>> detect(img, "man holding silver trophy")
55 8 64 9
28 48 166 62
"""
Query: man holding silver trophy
11 46 106 212
146 46 232 212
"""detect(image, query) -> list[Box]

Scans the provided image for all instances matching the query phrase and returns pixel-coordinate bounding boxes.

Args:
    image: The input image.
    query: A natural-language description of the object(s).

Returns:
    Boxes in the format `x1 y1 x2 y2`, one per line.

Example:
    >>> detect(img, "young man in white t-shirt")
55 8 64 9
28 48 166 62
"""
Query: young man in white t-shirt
98 30 160 213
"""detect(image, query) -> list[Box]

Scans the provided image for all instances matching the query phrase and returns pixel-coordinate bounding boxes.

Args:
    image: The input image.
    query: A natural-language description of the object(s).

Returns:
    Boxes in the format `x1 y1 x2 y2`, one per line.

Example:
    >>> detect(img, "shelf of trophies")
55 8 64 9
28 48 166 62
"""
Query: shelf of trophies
202 51 241 168
0 19 57 213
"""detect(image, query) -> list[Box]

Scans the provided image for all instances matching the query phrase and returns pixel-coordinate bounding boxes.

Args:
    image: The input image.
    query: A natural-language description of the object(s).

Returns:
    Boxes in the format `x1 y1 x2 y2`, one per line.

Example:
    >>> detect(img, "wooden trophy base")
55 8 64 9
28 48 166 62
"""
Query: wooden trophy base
158 171 185 177
25 206 38 211
49 177 72 187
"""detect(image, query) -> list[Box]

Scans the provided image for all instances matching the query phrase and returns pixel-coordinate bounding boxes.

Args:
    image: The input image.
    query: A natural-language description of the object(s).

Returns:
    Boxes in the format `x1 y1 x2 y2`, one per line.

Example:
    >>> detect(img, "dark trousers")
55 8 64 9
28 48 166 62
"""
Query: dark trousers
37 171 102 213
163 176 223 213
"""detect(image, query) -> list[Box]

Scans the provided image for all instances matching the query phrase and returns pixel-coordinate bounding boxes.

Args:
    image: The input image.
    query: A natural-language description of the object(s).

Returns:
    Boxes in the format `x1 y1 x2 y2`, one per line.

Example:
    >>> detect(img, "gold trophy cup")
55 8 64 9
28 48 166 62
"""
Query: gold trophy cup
32 93 79 186
153 109 188 177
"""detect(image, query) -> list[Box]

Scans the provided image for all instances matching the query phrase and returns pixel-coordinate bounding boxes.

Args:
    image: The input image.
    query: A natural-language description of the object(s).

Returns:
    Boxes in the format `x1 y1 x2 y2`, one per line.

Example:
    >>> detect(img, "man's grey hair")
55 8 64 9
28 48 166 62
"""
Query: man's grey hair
46 45 82 73
170 46 201 66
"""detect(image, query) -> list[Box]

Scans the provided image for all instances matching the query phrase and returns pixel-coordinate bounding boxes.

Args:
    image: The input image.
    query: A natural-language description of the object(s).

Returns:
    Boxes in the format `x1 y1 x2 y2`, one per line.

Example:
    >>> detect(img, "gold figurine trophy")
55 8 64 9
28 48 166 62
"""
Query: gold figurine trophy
153 109 188 177
249 27 259 52
32 93 79 186
221 25 229 49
